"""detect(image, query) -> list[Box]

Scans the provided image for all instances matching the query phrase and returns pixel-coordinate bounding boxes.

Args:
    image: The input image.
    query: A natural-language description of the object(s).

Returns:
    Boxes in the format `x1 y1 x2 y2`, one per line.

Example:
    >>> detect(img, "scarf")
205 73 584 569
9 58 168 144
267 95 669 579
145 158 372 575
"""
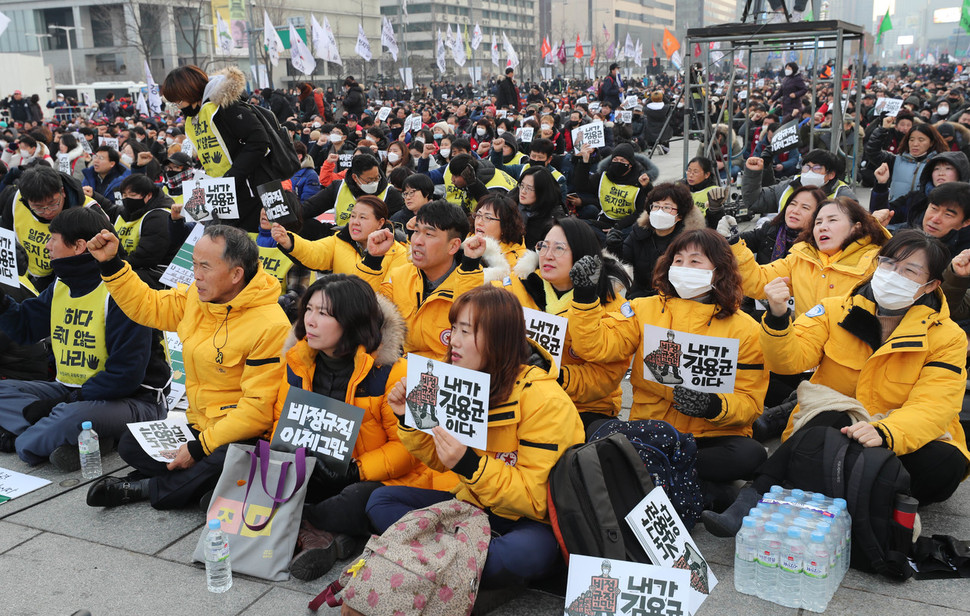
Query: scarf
542 279 574 316
770 225 798 261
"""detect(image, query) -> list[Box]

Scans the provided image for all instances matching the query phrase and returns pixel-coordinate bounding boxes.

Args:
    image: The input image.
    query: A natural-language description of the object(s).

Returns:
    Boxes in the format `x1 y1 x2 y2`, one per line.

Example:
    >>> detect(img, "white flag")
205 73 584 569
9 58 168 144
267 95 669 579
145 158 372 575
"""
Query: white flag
402 0 409 24
671 49 683 70
288 24 316 76
144 61 162 115
381 17 399 61
0 11 10 38
449 25 466 67
136 92 149 117
436 30 447 73
634 39 643 67
355 23 372 62
319 16 342 66
216 13 233 56
710 41 725 64
446 24 455 49
263 11 284 67
491 34 500 67
471 23 483 50
624 33 635 59
502 32 519 69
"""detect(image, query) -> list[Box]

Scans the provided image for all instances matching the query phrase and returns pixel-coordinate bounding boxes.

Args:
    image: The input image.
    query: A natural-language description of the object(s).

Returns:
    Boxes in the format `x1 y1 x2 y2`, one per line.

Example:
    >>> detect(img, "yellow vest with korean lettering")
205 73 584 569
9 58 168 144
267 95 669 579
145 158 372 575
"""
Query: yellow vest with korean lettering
248 233 294 294
13 193 98 277
521 163 564 184
186 102 233 177
334 181 389 228
114 208 169 255
443 167 518 211
598 175 640 220
51 280 109 386
779 179 848 211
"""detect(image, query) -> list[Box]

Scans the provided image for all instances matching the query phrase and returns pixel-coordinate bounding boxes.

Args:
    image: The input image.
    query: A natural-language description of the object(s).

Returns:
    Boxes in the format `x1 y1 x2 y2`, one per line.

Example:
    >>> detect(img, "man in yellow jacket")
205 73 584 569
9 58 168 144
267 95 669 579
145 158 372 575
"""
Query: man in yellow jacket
84 225 291 509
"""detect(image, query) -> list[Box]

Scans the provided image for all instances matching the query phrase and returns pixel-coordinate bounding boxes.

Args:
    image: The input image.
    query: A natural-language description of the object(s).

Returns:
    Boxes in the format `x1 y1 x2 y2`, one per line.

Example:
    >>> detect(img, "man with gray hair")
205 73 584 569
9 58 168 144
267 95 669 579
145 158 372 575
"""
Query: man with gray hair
84 224 290 510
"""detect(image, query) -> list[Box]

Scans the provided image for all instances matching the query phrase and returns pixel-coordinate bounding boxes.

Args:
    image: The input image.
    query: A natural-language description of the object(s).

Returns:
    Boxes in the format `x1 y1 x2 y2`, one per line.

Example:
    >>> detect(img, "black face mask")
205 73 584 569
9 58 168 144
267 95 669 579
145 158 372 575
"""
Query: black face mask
122 197 145 212
181 103 202 118
608 161 631 178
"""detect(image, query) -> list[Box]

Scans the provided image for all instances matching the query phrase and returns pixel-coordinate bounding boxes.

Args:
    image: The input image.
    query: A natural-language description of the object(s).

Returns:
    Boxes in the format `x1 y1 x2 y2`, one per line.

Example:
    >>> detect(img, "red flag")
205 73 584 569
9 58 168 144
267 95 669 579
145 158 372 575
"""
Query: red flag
652 42 657 57
574 34 584 59
541 37 552 59
558 39 567 64
693 43 702 57
590 46 597 66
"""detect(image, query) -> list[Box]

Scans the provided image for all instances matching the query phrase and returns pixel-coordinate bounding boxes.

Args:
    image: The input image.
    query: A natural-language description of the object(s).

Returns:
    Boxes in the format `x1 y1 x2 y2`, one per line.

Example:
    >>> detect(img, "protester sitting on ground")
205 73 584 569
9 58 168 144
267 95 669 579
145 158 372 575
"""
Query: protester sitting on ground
390 173 433 230
2 134 53 169
289 142 322 201
572 142 658 241
680 156 719 215
302 153 404 229
81 146 130 203
159 152 194 203
84 225 290 509
490 137 568 201
120 139 161 181
942 247 970 321
0 207 169 470
114 174 176 288
472 193 527 271
432 153 518 214
705 231 970 536
252 208 305 302
568 229 769 511
56 133 88 182
382 140 413 178
733 186 825 268
865 121 948 201
742 149 856 215
366 284 585 590
279 275 442 581
512 165 568 250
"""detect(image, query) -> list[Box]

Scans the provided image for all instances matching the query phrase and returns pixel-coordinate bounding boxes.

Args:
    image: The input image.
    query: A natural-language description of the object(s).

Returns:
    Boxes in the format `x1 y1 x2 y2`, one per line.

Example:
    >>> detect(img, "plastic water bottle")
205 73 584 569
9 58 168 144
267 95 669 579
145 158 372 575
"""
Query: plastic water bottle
777 526 804 607
802 530 832 612
204 519 232 593
735 516 759 595
78 421 102 479
755 521 782 600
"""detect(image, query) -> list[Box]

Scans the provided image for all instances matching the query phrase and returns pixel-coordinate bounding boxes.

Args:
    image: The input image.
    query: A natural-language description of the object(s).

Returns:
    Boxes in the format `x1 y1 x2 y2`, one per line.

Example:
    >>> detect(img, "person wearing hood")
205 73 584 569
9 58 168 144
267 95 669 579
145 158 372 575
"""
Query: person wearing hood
643 92 673 152
770 62 808 120
120 139 162 182
289 142 321 201
0 207 169 470
302 152 404 227
572 141 658 237
114 174 176 288
311 125 358 176
160 65 274 232
865 121 948 201
742 149 857 215
438 154 518 213
2 134 53 169
341 77 366 118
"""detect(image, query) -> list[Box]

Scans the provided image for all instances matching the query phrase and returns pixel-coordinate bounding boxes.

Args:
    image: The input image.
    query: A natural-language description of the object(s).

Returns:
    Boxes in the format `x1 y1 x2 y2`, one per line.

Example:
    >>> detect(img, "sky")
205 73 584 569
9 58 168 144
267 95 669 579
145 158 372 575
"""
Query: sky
872 0 895 19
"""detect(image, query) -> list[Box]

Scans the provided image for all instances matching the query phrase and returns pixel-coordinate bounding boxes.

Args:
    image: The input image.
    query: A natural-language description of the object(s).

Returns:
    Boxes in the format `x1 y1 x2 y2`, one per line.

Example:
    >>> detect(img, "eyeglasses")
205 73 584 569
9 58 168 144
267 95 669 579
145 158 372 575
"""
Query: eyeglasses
876 256 929 284
28 193 63 214
535 241 569 258
402 189 421 198
519 184 535 193
650 203 677 214
473 212 500 223
801 164 825 174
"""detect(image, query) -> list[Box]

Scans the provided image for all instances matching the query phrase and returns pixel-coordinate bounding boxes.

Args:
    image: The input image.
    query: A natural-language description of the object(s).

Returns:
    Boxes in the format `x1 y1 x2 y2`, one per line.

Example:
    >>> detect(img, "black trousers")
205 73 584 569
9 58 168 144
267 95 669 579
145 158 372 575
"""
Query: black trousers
303 480 383 536
695 434 767 482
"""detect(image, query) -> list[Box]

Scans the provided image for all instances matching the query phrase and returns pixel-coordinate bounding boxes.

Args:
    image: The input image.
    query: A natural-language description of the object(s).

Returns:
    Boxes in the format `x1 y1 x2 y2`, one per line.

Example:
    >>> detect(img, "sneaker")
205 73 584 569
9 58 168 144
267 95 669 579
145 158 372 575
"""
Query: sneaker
753 392 798 442
0 427 16 453
289 521 337 581
49 444 81 472
85 476 147 508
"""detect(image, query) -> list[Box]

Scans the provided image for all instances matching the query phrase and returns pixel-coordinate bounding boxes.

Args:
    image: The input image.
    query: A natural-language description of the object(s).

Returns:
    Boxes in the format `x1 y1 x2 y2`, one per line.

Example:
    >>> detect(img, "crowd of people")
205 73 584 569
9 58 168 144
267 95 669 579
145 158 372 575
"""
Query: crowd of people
0 55 968 603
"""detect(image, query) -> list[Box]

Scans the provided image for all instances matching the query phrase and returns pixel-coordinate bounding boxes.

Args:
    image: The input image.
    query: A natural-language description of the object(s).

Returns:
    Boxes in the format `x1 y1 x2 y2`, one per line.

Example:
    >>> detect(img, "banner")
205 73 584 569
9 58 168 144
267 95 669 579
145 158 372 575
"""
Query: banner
381 16 399 61
471 23 483 50
491 34 500 67
263 11 284 67
136 92 148 117
542 36 553 65
437 30 447 73
288 24 316 76
662 28 680 58
144 61 162 115
624 33 636 59
574 33 584 59
355 23 373 62
450 24 467 67
216 12 233 56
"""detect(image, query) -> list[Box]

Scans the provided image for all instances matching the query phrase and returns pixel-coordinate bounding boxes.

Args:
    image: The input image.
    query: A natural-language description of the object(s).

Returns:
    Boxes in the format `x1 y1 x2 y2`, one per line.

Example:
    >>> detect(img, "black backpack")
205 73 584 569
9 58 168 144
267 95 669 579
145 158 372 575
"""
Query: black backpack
547 433 655 563
244 102 301 180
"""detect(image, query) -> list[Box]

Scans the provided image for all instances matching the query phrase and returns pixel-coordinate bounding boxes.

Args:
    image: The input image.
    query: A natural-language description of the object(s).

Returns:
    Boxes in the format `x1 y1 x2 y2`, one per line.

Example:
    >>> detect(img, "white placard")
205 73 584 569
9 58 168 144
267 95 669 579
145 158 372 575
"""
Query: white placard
756 78 765 88
74 132 92 154
57 153 71 175
519 126 535 143
581 120 606 149
641 324 739 394
770 119 800 153
571 126 583 152
127 417 197 463
0 467 51 503
564 554 692 616
159 223 205 288
0 227 18 288
100 137 119 151
496 109 508 119
618 110 633 124
404 354 489 450
577 96 588 105
874 97 904 117
522 307 567 370
622 95 638 110
625 487 718 615
183 177 238 221
377 106 392 122
589 102 602 114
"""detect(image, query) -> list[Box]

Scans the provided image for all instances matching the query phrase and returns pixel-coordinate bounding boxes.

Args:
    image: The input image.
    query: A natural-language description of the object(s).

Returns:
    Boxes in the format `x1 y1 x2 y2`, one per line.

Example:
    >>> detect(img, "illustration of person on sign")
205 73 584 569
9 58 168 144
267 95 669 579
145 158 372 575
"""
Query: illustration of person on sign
674 542 711 595
566 559 620 616
182 184 209 221
644 329 684 385
406 359 440 429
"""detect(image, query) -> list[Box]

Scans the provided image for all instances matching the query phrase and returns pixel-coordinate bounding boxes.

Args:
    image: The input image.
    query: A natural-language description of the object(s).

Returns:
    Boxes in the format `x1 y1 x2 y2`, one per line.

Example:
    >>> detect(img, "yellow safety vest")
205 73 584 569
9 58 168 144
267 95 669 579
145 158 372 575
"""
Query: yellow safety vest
598 175 640 220
690 185 715 216
507 151 526 165
520 163 564 184
51 280 109 386
13 193 98 277
186 101 233 177
248 234 294 294
114 208 169 255
779 179 848 211
162 186 185 206
443 167 518 211
334 181 389 228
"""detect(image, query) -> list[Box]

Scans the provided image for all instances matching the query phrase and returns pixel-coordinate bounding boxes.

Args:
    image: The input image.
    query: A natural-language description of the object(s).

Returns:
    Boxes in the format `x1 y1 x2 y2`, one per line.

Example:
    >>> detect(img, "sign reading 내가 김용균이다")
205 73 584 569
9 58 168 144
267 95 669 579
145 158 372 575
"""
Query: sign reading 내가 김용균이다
640 325 739 394
404 354 490 450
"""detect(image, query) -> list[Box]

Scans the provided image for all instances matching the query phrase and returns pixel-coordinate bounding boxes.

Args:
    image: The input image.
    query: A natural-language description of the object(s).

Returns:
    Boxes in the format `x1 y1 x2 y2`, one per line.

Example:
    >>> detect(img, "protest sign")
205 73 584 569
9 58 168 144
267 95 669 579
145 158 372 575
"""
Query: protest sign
164 331 187 409
0 467 51 503
57 153 71 175
258 180 298 226
581 121 606 149
522 307 567 370
74 132 92 153
589 102 602 114
377 106 392 121
874 97 904 117
404 354 489 450
577 96 588 105
571 126 583 152
622 95 638 110
159 223 204 288
100 137 119 151
0 227 18 288
127 417 196 463
519 126 535 143
496 109 508 118
270 387 364 474
199 177 239 220
625 487 718 615
641 325 739 394
564 554 691 616
770 119 800 152
618 110 633 124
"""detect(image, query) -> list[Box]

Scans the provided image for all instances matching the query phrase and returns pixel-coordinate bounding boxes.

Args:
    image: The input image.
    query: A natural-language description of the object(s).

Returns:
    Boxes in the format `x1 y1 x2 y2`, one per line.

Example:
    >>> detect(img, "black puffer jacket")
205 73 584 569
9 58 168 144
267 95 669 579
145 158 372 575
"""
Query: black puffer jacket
621 204 706 299
342 83 366 117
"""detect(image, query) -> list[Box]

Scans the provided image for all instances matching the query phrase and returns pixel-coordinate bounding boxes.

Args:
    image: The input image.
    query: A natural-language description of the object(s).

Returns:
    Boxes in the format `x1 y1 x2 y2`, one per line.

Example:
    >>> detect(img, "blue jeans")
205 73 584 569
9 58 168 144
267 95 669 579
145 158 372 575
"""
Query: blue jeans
366 486 562 590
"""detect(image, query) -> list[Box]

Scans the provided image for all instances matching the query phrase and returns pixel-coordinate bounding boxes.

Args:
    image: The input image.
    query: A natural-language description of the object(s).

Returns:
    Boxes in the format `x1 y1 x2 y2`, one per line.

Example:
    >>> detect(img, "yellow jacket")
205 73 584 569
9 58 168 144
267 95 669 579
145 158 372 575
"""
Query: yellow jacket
762 286 970 465
732 236 883 316
101 260 290 455
398 343 584 522
286 227 408 275
569 294 767 438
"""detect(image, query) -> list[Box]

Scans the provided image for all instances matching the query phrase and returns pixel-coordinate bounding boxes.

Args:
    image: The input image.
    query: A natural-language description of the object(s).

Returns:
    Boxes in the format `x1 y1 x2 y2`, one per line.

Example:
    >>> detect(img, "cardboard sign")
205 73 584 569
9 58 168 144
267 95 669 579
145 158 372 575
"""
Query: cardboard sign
519 126 535 143
577 96 588 105
564 554 692 616
641 325 739 394
622 95 638 110
404 354 490 450
874 97 904 117
164 331 187 409
625 487 718 615
100 137 120 151
127 417 197 463
770 119 800 153
0 467 51 503
74 132 92 154
581 120 606 149
270 387 365 474
57 153 71 175
159 223 204 288
258 180 298 226
571 126 584 152
200 177 239 220
0 227 18 288
589 102 602 114
377 106 392 121
496 109 508 119
618 110 633 124
523 307 567 370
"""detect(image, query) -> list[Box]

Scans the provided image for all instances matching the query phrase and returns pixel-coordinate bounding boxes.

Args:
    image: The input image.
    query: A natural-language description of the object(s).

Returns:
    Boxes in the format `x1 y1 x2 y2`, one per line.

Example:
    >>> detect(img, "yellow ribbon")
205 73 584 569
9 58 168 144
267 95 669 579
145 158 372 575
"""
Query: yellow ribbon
347 558 366 577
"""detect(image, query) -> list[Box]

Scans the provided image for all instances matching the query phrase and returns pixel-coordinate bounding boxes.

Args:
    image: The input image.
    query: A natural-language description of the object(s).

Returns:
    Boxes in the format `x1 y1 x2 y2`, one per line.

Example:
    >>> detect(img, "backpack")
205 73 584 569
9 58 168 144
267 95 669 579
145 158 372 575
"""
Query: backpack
779 426 914 578
309 499 490 614
596 78 606 101
244 102 301 180
547 433 655 564
589 419 704 531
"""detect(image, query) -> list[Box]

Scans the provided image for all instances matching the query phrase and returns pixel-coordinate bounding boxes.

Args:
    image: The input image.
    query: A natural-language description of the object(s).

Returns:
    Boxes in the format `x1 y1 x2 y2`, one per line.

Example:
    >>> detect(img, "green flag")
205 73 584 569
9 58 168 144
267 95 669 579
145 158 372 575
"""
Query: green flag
877 10 893 44
961 0 970 35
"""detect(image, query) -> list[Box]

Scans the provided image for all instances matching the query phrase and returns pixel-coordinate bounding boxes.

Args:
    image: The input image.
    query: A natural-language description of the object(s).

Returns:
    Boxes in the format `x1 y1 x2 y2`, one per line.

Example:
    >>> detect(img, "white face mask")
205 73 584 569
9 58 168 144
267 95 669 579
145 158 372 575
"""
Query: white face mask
329 134 343 144
649 209 677 230
938 105 950 116
476 127 487 136
439 148 451 158
785 69 793 76
541 123 552 131
312 122 322 128
667 266 714 299
800 170 825 187
166 138 175 146
19 149 31 159
387 151 401 164
120 153 134 166
358 180 380 194
870 267 925 311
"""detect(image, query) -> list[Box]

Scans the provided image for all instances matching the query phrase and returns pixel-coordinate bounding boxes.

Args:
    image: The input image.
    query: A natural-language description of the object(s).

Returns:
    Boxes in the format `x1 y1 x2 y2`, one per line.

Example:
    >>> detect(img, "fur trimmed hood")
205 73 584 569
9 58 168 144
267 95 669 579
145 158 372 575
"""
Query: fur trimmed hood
634 202 706 232
466 236 511 284
511 248 631 293
203 66 248 109
594 151 661 182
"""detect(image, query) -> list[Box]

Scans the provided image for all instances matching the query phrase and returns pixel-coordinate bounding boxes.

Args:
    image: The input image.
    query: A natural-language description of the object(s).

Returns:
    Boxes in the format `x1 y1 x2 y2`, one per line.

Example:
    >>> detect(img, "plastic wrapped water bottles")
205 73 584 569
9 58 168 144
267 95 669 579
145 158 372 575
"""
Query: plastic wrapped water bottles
802 530 832 612
78 421 102 479
754 521 782 600
734 516 759 595
777 526 805 608
204 519 232 593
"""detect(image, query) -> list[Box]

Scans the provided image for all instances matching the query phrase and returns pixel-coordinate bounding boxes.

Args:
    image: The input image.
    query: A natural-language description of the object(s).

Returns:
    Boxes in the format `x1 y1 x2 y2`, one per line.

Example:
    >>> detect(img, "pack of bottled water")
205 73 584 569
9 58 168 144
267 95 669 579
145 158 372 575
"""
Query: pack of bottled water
734 485 850 612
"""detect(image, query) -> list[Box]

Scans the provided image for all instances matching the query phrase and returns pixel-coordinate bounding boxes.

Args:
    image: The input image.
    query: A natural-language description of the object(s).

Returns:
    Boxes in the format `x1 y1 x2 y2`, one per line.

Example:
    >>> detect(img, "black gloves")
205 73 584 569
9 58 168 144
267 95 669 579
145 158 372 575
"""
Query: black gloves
672 385 721 419
569 254 602 290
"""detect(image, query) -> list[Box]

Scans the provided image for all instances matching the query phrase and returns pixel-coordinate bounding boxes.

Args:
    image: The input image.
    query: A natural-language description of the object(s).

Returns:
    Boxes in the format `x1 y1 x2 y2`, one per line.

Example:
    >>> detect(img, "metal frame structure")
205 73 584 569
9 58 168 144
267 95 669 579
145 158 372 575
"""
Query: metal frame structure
683 20 868 186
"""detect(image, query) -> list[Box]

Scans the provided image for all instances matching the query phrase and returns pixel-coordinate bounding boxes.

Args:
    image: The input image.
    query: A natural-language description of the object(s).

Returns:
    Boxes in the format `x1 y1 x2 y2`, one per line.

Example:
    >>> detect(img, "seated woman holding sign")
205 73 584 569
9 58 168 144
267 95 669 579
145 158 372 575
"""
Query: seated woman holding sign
704 231 970 536
366 285 585 590
492 217 632 428
270 195 408 276
274 274 442 582
567 229 769 510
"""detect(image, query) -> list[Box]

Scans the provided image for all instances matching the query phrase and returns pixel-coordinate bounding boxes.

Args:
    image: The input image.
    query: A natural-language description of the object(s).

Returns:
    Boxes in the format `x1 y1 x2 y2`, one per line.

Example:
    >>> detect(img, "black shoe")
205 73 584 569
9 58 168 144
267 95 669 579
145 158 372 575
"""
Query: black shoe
753 393 798 442
0 427 16 453
334 533 364 561
700 480 741 514
289 522 338 581
86 476 148 508
49 444 81 472
701 486 762 537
